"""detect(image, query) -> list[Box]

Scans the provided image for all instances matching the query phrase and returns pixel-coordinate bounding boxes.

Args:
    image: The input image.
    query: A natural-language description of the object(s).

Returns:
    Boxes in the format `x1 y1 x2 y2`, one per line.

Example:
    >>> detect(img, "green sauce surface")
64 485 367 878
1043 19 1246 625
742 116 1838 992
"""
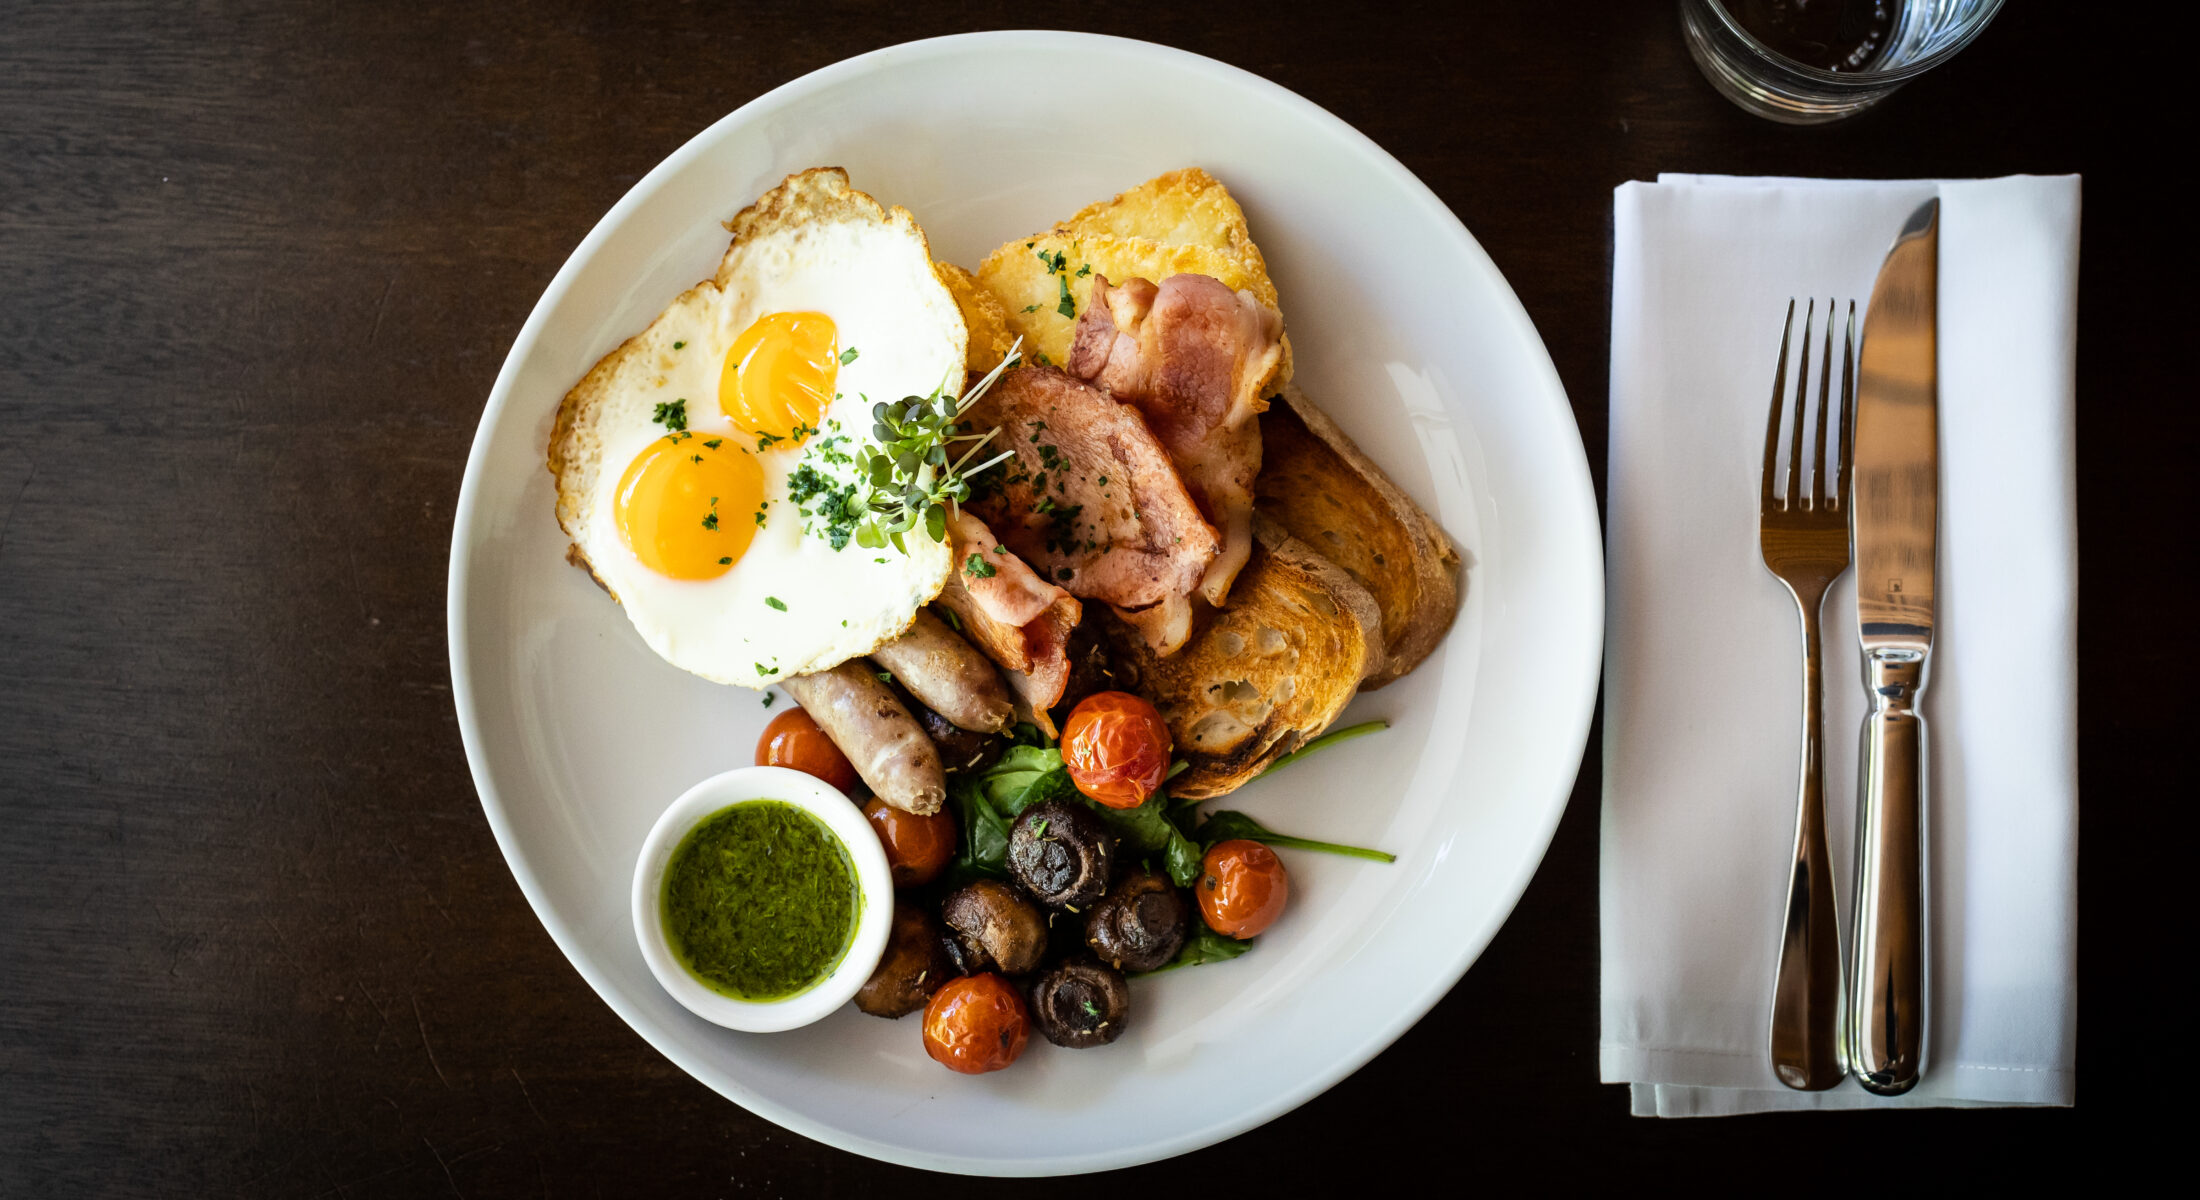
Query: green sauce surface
661 800 860 1002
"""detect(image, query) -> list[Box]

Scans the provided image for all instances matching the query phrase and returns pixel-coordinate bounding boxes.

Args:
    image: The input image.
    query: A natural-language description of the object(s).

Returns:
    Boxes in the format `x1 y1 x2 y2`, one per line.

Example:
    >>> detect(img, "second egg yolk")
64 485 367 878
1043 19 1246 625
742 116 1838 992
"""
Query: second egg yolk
615 437 764 580
719 311 837 445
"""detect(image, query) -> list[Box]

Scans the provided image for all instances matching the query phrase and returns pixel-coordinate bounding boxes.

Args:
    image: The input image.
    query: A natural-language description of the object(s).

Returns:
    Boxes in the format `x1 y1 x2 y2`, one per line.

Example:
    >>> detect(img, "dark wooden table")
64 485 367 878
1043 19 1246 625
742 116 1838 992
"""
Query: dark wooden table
4 3 2171 1193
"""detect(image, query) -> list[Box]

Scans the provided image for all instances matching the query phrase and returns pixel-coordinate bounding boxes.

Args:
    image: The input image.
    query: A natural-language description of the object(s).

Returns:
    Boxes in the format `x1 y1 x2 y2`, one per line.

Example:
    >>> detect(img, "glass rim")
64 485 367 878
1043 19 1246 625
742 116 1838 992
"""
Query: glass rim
1701 0 2006 84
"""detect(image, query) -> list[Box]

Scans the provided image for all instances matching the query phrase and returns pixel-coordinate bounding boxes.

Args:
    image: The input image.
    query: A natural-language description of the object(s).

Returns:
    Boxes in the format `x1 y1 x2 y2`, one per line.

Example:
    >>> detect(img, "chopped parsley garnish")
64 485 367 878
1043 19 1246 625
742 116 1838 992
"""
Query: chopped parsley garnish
756 430 784 452
718 556 732 565
652 398 688 431
1076 263 1091 277
964 554 997 579
1055 274 1075 318
786 462 860 551
1021 303 1042 313
673 340 686 349
755 661 778 677
839 346 859 365
701 495 720 531
762 692 775 707
703 438 722 449
764 596 787 611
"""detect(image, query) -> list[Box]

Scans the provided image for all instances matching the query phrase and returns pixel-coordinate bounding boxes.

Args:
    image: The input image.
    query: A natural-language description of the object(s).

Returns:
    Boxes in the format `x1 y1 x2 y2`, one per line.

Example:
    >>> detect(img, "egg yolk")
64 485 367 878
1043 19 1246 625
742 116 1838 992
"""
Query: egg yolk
615 437 764 580
719 311 837 445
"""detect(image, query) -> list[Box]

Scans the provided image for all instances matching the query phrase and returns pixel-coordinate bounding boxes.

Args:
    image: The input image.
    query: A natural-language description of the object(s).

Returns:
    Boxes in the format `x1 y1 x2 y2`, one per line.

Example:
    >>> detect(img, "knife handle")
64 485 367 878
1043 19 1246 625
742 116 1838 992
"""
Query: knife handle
1850 650 1927 1095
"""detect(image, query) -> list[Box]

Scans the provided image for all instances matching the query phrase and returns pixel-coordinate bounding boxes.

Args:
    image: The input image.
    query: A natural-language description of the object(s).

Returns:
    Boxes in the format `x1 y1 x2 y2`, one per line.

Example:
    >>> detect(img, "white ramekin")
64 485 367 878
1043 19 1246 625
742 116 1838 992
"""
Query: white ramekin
631 765 892 1032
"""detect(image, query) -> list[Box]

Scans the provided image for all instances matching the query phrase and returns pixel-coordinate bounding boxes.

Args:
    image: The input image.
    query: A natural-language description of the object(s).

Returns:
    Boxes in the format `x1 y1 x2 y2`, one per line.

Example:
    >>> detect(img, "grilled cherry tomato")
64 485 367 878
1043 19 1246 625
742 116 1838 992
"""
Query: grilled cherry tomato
922 973 1031 1074
863 797 956 887
755 707 858 793
1197 839 1289 939
1061 691 1172 810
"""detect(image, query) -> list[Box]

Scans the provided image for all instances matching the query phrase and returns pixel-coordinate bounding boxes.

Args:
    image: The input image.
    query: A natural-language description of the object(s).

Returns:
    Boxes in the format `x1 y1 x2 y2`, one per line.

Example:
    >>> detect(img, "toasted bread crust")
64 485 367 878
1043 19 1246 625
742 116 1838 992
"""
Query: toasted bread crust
1099 517 1382 800
1257 383 1460 688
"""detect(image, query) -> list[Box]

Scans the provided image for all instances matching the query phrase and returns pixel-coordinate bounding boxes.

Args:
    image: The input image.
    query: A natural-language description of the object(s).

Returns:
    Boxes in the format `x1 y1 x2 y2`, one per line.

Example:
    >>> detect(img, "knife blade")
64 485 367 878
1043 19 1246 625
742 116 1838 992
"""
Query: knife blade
1847 197 1938 1097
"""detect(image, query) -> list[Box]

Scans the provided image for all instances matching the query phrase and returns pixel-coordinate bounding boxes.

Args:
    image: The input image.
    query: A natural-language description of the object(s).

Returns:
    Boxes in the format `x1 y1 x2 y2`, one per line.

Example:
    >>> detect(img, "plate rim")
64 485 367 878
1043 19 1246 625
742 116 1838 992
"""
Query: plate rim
447 29 1603 1176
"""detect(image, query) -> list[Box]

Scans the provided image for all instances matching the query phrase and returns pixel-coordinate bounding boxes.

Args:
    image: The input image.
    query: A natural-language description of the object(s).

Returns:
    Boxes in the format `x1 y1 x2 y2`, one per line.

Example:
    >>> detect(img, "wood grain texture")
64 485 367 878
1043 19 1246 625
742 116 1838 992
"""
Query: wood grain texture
1 1 2168 1193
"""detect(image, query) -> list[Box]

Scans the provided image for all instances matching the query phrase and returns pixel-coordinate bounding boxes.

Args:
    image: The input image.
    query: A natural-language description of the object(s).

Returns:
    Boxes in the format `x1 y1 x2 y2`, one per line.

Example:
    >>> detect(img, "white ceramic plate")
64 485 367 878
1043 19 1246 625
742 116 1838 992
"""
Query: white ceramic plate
449 31 1601 1176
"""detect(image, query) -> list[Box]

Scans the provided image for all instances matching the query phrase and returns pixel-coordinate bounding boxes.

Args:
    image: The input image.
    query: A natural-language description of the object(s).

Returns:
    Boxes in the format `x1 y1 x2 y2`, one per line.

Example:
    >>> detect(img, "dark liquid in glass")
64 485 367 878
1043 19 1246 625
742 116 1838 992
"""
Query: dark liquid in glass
1731 0 1896 72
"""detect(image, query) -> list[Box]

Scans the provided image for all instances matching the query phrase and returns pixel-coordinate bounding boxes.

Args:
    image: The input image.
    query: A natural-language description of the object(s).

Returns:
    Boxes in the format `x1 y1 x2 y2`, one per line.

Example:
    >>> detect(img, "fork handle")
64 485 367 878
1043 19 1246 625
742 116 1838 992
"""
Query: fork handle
1769 591 1845 1090
1849 650 1927 1095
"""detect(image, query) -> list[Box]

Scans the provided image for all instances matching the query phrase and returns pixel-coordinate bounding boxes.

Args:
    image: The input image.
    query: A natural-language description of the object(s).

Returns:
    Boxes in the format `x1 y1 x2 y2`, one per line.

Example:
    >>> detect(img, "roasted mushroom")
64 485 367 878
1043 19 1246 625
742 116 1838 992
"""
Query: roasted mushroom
1006 799 1114 909
940 879 1048 976
1085 870 1189 973
912 699 1005 775
1029 959 1130 1048
856 903 957 1018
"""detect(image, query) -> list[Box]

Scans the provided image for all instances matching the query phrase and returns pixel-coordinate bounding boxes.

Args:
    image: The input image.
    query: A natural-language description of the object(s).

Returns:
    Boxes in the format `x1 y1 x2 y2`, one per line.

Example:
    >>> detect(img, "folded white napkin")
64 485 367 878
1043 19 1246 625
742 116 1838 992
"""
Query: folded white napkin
1600 174 2081 1116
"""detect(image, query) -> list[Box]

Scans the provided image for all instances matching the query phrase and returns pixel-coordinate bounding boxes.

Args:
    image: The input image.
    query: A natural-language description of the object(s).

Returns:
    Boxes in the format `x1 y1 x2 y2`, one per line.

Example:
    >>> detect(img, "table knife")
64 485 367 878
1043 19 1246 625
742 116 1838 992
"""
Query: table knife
1847 197 1938 1096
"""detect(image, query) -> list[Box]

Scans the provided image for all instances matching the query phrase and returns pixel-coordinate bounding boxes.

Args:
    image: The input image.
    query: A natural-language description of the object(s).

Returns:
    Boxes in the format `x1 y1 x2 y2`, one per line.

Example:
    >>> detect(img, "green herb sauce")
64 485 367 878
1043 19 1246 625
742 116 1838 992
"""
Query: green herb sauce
661 800 860 1002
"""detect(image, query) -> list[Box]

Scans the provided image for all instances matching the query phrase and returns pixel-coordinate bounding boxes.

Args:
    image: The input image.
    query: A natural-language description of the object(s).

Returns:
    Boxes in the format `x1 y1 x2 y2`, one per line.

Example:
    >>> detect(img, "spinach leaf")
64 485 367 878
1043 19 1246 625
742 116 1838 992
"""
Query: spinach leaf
1141 908 1252 974
1195 810 1397 863
977 744 1072 816
1086 790 1204 887
1258 719 1388 777
943 744 1077 885
948 774 1012 882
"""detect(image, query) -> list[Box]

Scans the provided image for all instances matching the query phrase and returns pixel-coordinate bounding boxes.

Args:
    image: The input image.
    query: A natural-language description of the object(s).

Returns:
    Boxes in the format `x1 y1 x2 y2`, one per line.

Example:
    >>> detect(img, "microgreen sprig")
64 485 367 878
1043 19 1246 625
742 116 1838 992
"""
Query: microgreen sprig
847 341 1023 553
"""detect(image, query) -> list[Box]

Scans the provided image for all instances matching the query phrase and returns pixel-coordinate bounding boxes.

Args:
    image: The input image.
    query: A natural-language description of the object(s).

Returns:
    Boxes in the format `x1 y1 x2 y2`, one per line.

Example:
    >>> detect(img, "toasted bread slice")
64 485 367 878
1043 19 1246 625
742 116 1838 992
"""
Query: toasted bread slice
1099 516 1383 800
1255 384 1461 688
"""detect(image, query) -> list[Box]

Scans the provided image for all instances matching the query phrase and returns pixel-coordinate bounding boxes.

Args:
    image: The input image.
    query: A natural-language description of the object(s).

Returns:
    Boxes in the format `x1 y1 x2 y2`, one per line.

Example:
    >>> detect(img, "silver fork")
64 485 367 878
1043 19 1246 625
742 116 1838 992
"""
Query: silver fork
1759 297 1855 1092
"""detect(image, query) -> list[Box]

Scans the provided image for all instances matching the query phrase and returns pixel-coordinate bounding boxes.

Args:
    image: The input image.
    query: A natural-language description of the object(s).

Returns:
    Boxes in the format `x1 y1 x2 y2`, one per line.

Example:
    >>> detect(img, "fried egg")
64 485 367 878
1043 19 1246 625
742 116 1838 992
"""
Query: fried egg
549 169 965 688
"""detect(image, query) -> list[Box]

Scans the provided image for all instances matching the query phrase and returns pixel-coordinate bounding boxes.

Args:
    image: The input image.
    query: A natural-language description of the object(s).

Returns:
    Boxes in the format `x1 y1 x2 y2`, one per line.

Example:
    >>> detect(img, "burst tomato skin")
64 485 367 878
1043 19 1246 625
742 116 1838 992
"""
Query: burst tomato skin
922 974 1031 1074
1061 691 1172 810
863 797 956 886
1197 839 1290 939
755 708 859 793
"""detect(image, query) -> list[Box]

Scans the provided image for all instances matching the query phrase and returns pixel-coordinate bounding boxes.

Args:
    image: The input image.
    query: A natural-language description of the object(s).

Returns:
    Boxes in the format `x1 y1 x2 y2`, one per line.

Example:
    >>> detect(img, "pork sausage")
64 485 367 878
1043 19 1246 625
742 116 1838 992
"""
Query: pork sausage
870 610 1015 734
781 661 946 814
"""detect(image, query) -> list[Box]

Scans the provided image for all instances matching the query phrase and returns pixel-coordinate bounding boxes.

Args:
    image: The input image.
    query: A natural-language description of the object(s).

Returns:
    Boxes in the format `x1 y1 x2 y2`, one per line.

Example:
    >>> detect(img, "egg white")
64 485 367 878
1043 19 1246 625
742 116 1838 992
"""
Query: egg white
566 211 964 689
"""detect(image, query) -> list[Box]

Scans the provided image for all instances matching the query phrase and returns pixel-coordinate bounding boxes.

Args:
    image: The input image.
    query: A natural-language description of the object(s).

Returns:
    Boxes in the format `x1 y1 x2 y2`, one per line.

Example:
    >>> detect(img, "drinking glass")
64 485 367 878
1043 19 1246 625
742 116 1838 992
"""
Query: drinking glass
1680 0 2005 124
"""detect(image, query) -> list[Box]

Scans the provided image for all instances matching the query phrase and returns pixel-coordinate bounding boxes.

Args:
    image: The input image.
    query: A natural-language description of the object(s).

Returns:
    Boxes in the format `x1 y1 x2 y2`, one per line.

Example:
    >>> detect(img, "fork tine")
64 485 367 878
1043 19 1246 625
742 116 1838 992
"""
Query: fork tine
1836 300 1857 508
1812 297 1833 510
1786 299 1813 511
1763 298 1795 508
